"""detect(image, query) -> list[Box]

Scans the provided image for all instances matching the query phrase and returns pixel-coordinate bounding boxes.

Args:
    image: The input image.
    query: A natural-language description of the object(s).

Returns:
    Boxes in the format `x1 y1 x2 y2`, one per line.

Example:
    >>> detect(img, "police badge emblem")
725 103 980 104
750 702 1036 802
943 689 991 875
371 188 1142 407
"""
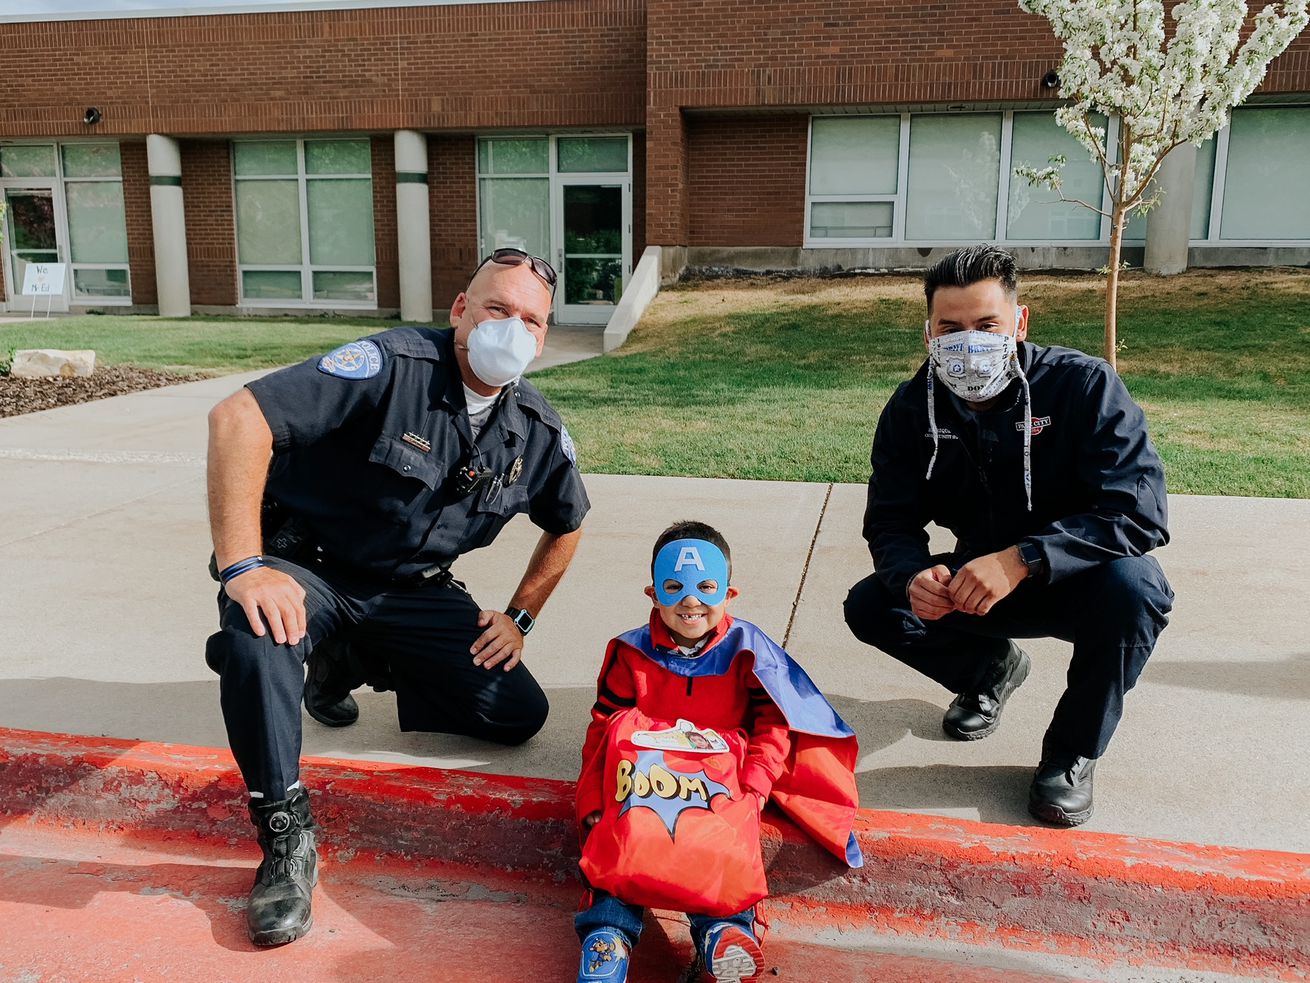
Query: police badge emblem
317 340 383 379
506 456 524 486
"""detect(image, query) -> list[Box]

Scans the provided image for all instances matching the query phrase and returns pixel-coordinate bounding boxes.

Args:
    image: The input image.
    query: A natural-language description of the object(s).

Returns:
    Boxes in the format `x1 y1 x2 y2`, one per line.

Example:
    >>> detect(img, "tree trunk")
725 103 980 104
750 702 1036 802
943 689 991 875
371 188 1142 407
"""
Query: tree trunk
1104 199 1126 372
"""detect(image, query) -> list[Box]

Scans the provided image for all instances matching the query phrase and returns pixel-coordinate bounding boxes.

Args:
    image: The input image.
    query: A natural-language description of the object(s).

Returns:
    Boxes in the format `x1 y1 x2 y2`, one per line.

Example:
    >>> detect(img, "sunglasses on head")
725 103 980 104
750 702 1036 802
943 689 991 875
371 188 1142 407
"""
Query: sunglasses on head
474 248 558 294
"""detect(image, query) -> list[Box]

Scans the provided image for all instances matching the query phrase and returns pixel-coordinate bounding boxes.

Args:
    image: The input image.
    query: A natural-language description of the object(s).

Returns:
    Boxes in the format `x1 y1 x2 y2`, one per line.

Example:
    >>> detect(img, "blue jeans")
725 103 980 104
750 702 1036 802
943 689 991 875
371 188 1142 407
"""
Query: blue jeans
575 890 755 951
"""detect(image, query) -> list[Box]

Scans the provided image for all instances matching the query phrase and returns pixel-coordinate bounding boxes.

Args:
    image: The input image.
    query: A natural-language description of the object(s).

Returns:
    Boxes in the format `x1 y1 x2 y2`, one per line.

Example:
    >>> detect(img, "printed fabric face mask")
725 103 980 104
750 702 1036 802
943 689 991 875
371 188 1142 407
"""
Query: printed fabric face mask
923 309 1034 511
926 324 1020 403
653 539 730 607
466 316 537 388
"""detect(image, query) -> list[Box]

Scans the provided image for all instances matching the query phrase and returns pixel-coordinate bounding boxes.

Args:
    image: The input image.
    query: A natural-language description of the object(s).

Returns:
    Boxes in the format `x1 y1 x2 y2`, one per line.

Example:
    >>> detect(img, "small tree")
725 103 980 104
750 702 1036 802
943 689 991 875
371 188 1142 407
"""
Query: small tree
1016 0 1308 370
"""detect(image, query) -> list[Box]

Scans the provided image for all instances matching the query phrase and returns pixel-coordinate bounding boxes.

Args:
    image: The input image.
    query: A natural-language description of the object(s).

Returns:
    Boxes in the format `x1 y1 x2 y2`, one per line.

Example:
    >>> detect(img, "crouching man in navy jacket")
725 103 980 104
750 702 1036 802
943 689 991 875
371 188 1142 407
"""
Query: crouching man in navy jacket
845 244 1173 827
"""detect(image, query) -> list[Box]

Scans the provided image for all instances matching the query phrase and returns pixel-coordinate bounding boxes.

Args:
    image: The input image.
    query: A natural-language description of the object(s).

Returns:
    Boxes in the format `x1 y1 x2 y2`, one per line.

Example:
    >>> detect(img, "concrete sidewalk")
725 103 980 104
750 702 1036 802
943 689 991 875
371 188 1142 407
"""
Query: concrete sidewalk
1 368 1307 855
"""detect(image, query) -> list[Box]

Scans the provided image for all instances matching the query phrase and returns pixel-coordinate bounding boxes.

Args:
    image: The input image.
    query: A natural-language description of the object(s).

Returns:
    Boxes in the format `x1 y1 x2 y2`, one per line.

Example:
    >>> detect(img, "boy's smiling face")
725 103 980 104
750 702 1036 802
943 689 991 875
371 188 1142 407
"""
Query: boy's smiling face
644 581 739 647
645 538 739 647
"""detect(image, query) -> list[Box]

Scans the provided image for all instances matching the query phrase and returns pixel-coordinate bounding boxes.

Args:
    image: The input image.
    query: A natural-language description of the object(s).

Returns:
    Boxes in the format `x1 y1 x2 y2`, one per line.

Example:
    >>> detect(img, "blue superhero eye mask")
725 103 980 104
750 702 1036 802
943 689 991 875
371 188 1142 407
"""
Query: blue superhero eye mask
653 539 730 606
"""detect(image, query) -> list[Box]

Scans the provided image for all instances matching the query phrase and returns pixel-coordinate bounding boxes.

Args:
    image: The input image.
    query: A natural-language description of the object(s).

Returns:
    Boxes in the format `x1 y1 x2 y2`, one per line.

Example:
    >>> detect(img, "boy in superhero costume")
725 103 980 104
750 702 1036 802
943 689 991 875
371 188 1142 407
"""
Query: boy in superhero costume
574 521 862 983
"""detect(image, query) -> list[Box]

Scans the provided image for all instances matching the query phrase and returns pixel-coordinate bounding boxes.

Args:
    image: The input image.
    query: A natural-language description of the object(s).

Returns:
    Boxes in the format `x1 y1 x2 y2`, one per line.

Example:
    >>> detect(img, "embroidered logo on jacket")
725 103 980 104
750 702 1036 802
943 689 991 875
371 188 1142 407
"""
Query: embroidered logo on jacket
923 427 959 440
615 750 731 837
1016 415 1053 436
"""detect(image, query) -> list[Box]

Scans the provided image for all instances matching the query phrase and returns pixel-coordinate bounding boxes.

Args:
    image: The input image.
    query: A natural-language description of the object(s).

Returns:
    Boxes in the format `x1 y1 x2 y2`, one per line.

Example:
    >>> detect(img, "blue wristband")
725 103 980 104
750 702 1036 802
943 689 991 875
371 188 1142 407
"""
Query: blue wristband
220 556 266 584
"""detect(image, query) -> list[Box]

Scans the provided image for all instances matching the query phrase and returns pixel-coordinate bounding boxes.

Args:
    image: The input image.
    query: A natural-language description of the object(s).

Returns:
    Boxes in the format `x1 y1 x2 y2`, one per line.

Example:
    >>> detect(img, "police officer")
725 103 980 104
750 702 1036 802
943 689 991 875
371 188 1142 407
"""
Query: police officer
205 249 588 945
844 244 1174 828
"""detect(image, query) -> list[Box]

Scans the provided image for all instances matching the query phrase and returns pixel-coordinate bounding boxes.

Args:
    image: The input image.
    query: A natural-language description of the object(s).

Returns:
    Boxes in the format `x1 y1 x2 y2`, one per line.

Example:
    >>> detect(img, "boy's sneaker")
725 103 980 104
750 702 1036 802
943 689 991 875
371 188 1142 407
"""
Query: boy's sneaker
700 922 763 983
577 929 630 982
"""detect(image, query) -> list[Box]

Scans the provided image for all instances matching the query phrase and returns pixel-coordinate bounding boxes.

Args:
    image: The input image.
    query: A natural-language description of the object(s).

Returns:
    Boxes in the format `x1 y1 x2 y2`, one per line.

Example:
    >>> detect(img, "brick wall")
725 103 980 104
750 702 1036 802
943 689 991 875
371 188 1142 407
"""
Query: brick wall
687 115 806 247
118 141 157 307
430 134 478 317
1 1 1304 288
0 1 645 140
645 0 1310 108
642 0 1310 246
180 140 236 306
370 136 399 311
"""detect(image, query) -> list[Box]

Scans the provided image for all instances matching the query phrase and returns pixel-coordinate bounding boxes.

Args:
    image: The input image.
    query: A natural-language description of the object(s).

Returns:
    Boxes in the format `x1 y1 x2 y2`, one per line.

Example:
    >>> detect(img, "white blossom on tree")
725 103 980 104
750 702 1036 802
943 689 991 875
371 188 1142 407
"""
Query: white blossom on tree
1016 0 1308 369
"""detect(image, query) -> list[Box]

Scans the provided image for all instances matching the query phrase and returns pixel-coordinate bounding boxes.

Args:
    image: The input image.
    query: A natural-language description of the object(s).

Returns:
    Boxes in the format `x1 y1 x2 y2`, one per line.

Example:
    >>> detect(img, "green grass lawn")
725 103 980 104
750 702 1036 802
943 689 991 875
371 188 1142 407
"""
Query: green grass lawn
3 270 1307 498
529 269 1310 498
0 314 400 375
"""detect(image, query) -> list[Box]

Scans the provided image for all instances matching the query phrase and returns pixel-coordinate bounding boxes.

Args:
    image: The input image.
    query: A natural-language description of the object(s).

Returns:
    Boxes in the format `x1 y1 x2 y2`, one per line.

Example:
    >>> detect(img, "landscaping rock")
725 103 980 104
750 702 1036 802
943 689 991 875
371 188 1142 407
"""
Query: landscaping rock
11 349 97 379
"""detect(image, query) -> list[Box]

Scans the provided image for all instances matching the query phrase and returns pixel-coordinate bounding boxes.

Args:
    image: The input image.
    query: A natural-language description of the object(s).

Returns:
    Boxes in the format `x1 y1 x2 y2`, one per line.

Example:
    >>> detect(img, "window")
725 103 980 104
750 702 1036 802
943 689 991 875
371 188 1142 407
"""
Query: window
1124 132 1217 242
233 139 376 305
477 137 550 258
807 106 1310 248
1007 111 1106 241
1219 107 1310 240
906 114 1002 240
0 142 131 302
557 136 629 173
807 117 899 239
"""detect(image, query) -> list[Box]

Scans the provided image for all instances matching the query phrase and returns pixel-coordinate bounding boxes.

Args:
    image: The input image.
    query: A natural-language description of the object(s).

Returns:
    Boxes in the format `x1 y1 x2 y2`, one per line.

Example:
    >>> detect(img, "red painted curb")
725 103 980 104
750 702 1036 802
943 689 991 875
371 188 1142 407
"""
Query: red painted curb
2 727 1307 980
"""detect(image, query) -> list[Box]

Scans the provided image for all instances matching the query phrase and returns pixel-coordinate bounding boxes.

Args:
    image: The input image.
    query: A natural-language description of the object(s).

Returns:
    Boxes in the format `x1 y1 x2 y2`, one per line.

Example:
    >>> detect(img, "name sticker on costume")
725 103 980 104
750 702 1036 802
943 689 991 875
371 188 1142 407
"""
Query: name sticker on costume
631 719 730 754
560 425 578 465
317 340 383 380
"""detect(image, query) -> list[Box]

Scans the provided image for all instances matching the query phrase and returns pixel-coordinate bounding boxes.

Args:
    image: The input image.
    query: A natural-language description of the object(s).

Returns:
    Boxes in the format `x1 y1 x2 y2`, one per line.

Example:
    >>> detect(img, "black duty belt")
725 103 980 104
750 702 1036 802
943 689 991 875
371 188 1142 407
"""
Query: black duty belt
308 549 455 589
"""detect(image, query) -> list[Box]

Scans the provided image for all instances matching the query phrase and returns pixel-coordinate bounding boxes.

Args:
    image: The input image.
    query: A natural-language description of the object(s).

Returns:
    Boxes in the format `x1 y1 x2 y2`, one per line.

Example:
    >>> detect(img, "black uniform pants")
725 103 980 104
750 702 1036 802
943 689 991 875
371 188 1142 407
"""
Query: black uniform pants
205 556 549 799
843 554 1174 759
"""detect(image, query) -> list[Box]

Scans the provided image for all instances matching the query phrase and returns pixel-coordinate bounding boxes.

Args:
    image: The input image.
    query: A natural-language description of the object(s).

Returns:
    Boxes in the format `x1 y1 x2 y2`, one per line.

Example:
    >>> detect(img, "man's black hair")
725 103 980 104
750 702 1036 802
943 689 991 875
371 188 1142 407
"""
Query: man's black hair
651 520 731 574
924 244 1018 309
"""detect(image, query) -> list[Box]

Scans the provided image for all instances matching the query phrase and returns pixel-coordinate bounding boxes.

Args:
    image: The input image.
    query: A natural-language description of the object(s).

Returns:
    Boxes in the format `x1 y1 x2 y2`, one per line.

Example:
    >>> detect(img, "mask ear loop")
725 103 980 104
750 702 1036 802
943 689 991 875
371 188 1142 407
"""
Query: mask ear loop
1016 351 1033 512
1009 313 1033 512
923 319 940 482
925 359 940 481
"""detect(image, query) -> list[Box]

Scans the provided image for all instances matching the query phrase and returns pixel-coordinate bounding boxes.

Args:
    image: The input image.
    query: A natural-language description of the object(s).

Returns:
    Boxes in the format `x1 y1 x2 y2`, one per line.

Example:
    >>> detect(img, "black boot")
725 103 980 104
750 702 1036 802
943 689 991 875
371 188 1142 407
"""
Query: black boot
1028 736 1097 827
247 788 318 946
942 642 1030 741
303 637 362 727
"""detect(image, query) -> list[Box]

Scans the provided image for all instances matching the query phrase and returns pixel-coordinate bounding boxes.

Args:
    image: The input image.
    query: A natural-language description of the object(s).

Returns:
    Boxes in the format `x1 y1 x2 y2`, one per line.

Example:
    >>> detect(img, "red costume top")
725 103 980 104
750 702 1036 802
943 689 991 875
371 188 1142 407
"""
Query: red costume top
577 613 862 914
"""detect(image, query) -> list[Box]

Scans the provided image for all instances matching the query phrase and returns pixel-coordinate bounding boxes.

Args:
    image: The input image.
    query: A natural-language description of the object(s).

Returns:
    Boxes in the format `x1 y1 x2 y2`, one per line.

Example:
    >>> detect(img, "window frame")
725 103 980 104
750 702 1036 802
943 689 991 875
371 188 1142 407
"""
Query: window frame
803 105 1310 250
231 137 378 309
0 140 133 305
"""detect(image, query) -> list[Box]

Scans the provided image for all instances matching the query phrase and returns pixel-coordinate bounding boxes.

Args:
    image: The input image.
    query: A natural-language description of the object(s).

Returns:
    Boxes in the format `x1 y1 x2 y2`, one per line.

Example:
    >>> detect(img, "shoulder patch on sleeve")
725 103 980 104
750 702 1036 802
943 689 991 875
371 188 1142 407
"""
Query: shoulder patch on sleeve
317 339 384 379
560 425 578 465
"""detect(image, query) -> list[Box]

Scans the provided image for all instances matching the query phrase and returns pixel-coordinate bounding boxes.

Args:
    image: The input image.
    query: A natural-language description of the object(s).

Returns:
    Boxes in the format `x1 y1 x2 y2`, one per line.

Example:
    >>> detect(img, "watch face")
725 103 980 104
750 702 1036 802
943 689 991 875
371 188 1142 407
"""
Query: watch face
1019 542 1042 570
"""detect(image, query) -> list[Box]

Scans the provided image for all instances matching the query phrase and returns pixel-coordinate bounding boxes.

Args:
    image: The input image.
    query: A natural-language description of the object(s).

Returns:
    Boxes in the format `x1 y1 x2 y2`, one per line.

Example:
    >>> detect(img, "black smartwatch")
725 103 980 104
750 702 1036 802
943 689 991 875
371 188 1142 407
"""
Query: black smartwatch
506 606 535 636
1016 540 1046 579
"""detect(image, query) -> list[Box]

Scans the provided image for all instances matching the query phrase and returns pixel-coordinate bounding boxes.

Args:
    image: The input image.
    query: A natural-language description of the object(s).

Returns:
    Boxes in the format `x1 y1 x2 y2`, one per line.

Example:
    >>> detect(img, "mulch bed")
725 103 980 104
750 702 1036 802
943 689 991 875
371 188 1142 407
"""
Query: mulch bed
0 366 209 418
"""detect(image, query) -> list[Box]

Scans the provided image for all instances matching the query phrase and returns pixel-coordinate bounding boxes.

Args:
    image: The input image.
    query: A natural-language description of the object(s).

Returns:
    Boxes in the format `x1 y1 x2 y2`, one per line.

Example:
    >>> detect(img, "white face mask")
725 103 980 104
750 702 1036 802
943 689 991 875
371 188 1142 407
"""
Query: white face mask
924 308 1023 403
466 316 537 388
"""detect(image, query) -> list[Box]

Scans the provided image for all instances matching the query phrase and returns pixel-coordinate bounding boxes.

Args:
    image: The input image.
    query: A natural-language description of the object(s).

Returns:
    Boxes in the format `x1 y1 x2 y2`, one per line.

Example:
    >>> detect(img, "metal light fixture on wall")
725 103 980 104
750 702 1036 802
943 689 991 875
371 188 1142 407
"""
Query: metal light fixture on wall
1042 70 1061 90
83 107 102 125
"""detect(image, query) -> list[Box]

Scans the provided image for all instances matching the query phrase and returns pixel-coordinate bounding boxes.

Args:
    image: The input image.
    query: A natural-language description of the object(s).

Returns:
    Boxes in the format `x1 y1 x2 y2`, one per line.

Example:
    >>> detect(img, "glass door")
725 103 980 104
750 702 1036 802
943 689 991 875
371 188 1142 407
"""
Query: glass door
4 187 69 312
554 178 630 325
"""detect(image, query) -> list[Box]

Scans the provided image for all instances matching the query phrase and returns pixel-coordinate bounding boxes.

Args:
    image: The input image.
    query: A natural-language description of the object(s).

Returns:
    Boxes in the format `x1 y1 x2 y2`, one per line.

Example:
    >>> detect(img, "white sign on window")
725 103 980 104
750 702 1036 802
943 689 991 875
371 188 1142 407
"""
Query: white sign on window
21 263 66 296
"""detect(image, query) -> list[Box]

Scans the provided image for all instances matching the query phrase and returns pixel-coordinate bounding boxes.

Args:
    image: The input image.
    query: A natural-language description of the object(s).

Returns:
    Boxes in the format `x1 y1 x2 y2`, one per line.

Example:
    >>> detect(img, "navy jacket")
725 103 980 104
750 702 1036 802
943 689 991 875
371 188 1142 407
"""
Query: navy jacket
247 326 589 579
863 342 1169 596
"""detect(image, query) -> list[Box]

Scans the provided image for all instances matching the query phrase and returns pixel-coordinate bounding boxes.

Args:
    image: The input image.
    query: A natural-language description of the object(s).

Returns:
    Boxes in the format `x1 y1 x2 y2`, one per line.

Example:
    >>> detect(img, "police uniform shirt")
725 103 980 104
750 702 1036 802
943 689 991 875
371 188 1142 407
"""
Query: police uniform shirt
245 327 589 580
